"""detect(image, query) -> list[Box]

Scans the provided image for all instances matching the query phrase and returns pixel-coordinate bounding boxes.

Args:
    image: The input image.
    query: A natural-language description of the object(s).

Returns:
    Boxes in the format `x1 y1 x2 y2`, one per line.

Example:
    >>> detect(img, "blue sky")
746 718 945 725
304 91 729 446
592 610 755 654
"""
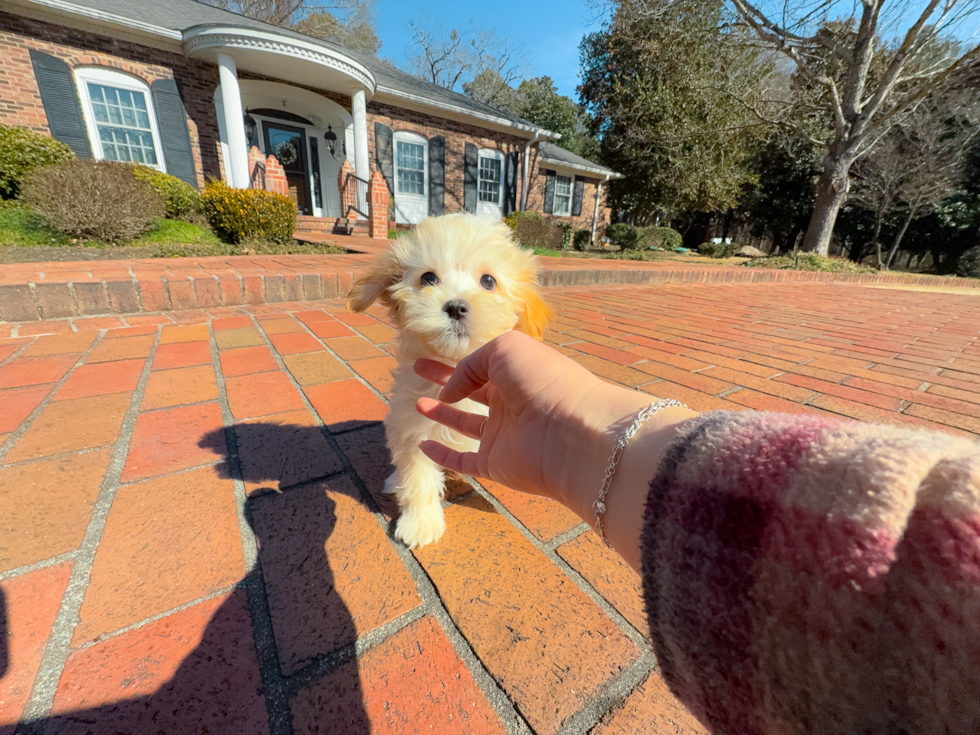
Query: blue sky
372 0 609 99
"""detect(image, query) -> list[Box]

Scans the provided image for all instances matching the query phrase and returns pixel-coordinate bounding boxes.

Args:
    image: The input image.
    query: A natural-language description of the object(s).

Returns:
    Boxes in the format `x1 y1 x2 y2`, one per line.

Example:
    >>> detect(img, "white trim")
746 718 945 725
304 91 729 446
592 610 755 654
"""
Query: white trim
73 66 166 172
375 86 559 140
184 25 375 94
553 174 572 217
477 148 504 218
539 155 622 179
393 131 428 225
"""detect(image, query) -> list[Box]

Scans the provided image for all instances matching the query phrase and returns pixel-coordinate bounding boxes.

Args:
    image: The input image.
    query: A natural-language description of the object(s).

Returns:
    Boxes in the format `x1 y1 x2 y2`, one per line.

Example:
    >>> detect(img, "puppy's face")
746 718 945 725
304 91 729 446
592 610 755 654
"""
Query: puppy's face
347 214 549 361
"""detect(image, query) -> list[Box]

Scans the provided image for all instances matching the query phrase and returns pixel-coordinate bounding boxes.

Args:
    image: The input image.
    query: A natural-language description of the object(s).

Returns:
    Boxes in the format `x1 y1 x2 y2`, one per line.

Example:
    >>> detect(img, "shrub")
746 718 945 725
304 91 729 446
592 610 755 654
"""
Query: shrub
202 180 296 245
0 124 74 199
514 216 563 249
131 165 200 219
20 159 164 241
699 240 739 258
572 228 591 251
557 222 573 249
503 210 544 232
957 245 980 279
639 226 683 250
606 222 641 251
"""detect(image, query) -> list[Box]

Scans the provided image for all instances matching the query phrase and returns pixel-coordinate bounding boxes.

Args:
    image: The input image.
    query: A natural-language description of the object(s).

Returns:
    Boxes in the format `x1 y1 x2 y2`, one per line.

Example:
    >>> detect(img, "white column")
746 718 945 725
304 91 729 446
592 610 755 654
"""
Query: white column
352 89 370 181
217 53 249 189
352 88 370 216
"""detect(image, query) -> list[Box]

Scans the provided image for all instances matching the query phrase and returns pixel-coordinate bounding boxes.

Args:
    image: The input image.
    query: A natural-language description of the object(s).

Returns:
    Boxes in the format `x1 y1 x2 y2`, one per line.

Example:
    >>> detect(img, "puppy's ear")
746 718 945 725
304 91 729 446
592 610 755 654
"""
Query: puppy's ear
516 285 551 341
347 250 401 312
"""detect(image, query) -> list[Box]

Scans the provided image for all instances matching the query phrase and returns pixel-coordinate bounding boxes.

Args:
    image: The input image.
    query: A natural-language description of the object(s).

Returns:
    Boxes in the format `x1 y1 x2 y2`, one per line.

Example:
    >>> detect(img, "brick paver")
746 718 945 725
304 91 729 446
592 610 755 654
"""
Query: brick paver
0 281 977 734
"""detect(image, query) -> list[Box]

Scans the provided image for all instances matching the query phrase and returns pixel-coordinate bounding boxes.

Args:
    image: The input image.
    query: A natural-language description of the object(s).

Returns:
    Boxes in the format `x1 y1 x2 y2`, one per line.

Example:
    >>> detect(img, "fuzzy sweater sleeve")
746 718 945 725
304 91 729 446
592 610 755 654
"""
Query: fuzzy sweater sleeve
640 410 980 735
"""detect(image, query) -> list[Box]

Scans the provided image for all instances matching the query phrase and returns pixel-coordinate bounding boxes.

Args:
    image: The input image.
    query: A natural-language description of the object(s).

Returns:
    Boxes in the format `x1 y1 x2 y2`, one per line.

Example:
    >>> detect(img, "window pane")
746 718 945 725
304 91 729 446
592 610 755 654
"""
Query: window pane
87 82 159 167
478 155 502 203
396 141 425 195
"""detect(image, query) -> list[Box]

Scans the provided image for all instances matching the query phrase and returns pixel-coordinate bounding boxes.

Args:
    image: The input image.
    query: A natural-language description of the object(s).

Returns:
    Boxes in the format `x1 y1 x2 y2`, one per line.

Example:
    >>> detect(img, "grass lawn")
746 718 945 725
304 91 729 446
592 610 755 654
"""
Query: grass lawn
0 202 346 261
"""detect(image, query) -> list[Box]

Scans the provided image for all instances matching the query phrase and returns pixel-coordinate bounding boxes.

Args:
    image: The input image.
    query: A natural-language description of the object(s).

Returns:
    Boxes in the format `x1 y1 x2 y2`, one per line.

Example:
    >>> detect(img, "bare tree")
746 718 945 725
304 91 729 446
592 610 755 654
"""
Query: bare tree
204 0 378 52
725 0 980 255
849 131 907 267
405 23 531 94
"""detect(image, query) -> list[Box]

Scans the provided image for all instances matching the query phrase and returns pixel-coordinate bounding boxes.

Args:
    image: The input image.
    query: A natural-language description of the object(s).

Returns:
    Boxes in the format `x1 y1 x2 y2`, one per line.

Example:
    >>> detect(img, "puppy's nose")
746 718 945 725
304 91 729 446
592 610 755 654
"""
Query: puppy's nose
443 299 469 321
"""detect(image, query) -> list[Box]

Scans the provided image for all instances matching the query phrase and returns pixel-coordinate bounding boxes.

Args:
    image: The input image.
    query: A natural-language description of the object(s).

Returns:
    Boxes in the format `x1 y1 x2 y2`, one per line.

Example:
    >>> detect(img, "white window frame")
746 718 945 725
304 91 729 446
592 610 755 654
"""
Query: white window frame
477 148 504 214
74 67 166 172
553 174 572 216
393 131 428 224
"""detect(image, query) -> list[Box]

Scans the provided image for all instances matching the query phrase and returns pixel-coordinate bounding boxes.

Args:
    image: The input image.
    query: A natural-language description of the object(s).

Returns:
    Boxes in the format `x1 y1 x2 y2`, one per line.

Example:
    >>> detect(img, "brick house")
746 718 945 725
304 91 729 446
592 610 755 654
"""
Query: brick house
0 0 621 240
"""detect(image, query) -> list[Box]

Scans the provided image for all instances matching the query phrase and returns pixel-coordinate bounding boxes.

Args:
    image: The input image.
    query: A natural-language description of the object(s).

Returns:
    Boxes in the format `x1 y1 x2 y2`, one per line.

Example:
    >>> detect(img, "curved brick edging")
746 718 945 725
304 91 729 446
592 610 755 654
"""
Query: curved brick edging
1 255 977 323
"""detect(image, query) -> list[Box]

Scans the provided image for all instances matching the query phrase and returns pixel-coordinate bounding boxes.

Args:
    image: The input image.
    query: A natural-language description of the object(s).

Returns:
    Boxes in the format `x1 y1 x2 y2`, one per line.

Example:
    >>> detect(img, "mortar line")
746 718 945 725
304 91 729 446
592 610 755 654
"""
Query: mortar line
0 552 78 584
0 336 35 368
0 330 108 465
207 320 293 735
16 326 162 733
247 312 534 735
459 477 659 735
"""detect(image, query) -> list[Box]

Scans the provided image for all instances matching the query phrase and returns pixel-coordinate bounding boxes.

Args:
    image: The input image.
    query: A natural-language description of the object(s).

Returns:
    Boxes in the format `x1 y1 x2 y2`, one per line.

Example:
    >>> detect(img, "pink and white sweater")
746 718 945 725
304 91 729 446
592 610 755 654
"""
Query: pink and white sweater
641 411 980 735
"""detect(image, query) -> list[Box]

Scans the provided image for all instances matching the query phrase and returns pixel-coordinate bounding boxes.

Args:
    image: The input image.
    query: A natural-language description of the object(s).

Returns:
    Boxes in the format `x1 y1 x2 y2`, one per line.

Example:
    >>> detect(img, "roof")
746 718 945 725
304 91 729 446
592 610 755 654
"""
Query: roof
537 142 622 179
12 0 560 139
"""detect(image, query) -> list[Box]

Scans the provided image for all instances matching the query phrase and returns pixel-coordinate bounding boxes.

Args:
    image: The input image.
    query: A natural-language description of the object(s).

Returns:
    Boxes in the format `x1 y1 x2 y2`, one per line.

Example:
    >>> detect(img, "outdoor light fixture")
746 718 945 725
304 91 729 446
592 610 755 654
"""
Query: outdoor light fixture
243 109 258 147
324 124 342 159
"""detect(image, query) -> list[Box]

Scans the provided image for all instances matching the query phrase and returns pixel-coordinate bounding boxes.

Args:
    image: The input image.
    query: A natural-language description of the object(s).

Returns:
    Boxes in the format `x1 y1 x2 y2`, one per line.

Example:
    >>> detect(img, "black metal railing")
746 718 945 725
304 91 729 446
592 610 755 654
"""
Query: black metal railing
250 157 265 190
344 172 370 218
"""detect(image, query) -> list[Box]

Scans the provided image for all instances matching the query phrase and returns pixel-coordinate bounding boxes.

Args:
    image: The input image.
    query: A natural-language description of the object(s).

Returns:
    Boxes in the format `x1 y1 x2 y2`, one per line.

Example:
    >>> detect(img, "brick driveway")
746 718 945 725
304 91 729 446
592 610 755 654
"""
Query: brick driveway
0 282 977 734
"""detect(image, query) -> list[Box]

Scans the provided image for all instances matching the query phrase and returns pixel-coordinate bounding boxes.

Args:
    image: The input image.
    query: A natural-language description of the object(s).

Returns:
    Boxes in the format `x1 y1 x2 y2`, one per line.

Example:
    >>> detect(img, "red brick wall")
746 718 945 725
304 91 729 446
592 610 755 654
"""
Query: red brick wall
366 100 529 214
0 12 222 188
525 165 613 234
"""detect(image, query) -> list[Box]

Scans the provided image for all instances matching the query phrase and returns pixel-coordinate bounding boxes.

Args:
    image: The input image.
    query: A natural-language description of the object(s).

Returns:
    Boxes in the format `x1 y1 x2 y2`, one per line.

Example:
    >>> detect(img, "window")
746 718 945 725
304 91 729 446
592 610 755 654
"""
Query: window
479 155 502 203
75 68 165 170
396 140 425 195
554 174 572 216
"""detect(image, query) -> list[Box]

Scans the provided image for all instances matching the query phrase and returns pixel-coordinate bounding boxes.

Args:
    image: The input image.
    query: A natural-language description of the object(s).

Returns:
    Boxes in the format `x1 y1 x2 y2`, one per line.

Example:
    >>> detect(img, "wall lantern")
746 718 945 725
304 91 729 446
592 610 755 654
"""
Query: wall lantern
243 109 258 147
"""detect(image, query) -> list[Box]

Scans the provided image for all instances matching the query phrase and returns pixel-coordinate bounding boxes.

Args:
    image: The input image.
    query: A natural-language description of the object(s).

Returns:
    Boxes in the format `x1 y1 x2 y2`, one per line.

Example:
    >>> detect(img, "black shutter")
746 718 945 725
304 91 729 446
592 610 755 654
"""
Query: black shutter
571 176 585 217
543 169 556 214
464 142 478 214
503 151 518 215
28 50 91 158
374 123 394 194
151 78 197 186
428 135 445 216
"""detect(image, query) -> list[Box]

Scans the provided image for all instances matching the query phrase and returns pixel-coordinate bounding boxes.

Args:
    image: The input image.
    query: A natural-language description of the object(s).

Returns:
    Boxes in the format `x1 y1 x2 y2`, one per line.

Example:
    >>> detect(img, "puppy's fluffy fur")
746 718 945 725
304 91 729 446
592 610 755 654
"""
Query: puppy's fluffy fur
347 213 549 547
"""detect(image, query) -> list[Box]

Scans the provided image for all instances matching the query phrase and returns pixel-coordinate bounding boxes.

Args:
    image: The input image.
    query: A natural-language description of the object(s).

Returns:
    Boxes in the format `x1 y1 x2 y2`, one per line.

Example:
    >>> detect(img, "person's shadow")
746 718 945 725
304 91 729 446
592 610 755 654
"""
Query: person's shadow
1 422 374 735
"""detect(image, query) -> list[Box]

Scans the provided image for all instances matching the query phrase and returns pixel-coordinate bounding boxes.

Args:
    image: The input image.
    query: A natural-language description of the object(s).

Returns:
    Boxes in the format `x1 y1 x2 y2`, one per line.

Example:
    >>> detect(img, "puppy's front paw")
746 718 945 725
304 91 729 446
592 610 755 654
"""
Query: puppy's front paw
394 504 446 548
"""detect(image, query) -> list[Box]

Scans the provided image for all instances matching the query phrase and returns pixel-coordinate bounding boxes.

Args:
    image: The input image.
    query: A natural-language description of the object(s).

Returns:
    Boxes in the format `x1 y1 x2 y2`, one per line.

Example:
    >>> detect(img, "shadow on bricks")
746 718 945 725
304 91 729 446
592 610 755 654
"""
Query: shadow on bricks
0 431 375 734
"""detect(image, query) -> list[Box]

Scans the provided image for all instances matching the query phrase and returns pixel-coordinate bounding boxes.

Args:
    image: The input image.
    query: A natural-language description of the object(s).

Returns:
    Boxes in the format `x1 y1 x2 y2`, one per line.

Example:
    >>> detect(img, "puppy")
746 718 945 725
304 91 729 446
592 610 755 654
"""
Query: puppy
346 213 550 548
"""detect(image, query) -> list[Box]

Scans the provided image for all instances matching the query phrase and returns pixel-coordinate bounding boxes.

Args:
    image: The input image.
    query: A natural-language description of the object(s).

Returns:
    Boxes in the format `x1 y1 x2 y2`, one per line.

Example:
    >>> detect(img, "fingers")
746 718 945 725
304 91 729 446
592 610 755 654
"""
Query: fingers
438 341 495 404
414 358 454 387
414 358 491 406
419 441 480 476
416 397 486 440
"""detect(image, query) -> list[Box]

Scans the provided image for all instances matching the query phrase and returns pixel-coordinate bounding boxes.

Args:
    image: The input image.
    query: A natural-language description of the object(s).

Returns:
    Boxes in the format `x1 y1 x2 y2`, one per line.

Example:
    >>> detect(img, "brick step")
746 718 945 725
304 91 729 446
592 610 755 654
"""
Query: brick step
1 258 977 325
332 218 370 236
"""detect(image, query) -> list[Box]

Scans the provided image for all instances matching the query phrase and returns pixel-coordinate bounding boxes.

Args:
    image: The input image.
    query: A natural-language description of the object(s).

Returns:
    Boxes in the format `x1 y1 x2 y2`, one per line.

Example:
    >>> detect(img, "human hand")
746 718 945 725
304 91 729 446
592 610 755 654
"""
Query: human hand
413 330 654 515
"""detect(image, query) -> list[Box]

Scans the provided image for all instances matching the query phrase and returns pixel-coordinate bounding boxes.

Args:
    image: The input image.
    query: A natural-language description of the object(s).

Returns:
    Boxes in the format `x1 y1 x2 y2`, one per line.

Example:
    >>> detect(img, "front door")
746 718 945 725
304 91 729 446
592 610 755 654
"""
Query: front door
262 122 311 215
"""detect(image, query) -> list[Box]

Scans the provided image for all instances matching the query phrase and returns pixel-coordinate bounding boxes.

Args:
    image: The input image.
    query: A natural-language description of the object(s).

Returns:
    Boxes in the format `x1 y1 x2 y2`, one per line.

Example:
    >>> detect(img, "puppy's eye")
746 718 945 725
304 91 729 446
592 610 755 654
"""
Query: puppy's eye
480 274 496 291
421 272 439 287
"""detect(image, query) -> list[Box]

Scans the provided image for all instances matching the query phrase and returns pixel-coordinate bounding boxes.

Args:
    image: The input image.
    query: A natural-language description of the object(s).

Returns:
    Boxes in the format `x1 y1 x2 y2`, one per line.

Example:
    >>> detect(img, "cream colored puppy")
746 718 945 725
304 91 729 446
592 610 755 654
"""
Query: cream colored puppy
347 213 549 548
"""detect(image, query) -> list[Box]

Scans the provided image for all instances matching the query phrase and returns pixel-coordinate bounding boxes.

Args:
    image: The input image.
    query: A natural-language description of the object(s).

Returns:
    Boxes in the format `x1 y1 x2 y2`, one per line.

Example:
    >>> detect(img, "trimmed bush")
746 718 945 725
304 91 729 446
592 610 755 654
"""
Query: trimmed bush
131 165 200 219
0 124 74 199
957 245 980 279
606 222 641 251
202 180 296 245
699 240 739 258
514 216 563 249
572 228 591 251
503 210 544 232
20 159 164 241
557 222 573 249
639 226 683 250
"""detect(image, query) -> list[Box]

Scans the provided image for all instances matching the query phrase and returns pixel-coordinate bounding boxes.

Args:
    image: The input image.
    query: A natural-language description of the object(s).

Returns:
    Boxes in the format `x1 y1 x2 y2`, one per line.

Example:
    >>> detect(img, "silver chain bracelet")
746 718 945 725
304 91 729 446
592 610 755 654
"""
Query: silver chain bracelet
593 398 686 548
